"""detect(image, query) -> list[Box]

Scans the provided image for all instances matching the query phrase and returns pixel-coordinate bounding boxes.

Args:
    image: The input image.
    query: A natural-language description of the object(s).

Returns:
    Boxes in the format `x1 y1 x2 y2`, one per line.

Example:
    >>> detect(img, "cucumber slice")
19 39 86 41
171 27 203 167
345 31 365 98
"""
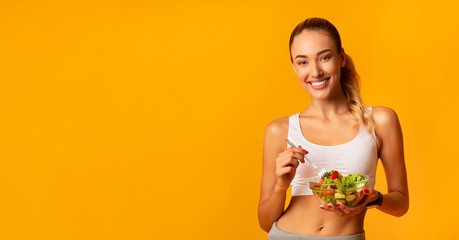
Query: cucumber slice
335 192 345 199
346 194 356 202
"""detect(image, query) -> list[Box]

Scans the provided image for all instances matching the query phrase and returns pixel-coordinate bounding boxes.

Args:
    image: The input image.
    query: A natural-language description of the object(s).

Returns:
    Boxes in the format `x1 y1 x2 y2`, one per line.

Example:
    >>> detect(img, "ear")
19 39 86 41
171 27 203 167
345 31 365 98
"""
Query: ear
340 48 346 68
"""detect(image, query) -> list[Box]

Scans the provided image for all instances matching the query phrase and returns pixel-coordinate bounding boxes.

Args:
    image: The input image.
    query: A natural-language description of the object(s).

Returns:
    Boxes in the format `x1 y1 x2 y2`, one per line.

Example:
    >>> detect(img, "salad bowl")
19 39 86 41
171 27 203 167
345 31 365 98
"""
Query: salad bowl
309 170 369 207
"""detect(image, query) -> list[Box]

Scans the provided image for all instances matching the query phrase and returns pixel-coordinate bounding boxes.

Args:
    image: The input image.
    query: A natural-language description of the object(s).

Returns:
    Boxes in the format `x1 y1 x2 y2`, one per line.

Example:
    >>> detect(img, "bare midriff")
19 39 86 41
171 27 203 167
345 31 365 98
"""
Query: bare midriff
276 195 366 236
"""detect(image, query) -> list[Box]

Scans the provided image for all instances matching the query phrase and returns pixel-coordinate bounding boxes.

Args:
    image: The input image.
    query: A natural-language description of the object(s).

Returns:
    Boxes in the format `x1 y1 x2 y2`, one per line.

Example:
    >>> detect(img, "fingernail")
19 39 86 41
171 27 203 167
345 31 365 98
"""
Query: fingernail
336 202 341 207
320 206 325 209
328 204 332 208
363 188 369 194
303 150 308 154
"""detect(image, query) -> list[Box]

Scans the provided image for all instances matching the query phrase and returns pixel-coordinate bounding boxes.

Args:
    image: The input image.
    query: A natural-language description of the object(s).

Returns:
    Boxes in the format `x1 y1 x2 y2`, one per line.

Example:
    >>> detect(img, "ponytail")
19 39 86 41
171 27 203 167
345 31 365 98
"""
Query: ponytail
340 53 374 133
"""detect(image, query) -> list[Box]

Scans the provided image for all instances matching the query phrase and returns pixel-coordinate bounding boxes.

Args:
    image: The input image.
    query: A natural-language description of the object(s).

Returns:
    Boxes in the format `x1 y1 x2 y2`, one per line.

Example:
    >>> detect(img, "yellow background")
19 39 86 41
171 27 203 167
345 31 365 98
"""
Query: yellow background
1 0 458 239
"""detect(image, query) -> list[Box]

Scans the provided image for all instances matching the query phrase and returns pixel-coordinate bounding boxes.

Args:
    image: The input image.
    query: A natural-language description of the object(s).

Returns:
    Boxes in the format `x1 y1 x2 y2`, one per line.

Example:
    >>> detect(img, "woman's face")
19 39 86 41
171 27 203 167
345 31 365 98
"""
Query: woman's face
290 30 346 100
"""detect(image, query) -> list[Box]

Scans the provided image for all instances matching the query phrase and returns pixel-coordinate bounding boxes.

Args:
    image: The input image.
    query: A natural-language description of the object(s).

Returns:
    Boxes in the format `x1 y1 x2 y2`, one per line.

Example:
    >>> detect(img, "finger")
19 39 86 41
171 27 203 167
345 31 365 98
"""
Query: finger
327 203 337 211
363 188 371 195
327 204 343 216
347 205 364 215
291 152 305 164
319 204 331 211
283 157 300 168
363 188 376 196
336 202 351 214
276 155 298 168
363 188 379 203
281 148 305 164
298 145 309 155
276 168 290 178
281 146 307 157
291 158 300 168
290 154 304 163
277 166 296 176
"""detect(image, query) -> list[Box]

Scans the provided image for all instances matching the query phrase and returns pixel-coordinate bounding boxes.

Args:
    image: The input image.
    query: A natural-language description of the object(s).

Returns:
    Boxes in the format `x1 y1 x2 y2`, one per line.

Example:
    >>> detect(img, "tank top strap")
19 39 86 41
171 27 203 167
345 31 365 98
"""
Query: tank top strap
287 113 303 148
364 106 377 142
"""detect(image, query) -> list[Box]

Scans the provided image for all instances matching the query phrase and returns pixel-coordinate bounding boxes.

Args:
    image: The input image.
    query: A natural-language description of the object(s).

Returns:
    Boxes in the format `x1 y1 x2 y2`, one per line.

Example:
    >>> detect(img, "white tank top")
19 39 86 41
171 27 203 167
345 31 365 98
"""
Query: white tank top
288 107 378 196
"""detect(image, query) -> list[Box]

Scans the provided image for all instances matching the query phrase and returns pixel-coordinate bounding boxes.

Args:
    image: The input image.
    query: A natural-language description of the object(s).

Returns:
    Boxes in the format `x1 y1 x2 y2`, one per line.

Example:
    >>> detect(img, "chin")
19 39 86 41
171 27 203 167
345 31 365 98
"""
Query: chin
311 94 332 101
305 89 332 100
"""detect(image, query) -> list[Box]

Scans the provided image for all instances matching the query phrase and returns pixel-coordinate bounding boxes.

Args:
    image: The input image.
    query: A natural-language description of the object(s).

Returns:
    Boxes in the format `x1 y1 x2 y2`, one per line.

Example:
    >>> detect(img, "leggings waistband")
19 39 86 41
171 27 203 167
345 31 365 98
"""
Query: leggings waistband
268 221 365 240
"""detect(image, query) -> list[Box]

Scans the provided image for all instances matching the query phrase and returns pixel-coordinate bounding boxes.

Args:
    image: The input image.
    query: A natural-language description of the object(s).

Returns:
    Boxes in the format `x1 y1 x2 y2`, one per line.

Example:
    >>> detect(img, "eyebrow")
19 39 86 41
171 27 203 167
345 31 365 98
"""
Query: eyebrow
294 49 332 59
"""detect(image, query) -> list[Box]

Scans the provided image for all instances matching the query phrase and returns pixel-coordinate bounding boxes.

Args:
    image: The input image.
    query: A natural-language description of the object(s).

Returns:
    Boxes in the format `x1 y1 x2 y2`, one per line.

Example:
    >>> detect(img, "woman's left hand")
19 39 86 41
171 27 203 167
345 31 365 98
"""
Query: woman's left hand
319 188 380 217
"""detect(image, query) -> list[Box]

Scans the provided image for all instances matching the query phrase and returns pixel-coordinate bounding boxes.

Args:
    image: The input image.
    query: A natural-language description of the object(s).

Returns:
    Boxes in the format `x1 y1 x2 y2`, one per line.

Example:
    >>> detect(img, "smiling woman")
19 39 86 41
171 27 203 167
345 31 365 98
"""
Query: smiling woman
289 19 372 131
257 18 409 239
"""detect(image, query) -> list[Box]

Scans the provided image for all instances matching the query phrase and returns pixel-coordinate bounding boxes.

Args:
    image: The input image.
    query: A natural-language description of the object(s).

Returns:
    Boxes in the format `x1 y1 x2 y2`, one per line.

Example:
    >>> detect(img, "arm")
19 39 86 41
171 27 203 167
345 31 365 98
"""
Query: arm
257 118 305 232
372 106 409 216
321 107 409 217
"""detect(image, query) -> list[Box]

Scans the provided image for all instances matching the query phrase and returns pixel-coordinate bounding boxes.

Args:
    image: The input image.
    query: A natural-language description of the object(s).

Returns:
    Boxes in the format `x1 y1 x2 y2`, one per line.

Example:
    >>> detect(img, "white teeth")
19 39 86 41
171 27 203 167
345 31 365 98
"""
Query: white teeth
310 79 329 86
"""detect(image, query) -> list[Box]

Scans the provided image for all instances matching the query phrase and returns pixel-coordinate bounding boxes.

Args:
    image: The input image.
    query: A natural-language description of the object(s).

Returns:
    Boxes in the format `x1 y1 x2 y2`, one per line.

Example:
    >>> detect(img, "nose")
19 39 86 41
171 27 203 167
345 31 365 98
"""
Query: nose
311 62 323 78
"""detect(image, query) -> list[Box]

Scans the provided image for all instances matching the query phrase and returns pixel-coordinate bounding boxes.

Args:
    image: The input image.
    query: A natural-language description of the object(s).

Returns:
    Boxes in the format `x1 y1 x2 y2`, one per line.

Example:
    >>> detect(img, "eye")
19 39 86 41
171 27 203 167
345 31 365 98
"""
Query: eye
320 56 330 61
298 61 308 65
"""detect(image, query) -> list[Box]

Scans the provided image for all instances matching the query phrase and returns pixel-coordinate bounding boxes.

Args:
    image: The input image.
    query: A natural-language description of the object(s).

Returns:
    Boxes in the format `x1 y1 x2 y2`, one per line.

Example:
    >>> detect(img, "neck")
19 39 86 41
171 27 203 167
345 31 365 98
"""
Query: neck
305 90 349 120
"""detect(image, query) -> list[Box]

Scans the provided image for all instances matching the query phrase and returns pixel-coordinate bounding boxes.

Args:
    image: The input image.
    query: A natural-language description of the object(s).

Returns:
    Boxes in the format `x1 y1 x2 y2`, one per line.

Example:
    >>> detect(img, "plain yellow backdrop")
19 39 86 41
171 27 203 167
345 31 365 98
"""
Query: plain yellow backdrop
1 0 458 239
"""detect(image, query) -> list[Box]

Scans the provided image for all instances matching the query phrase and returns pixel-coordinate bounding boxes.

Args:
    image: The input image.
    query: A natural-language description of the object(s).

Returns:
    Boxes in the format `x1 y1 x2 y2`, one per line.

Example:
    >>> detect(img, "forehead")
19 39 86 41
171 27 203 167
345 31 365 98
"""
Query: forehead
290 30 337 56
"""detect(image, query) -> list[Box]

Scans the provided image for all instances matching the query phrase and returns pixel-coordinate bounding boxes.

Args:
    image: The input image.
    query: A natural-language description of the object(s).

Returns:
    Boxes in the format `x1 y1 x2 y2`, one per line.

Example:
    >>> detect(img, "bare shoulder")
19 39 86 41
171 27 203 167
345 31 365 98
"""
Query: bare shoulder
265 117 289 137
372 106 403 148
264 117 289 152
371 106 400 129
371 106 403 153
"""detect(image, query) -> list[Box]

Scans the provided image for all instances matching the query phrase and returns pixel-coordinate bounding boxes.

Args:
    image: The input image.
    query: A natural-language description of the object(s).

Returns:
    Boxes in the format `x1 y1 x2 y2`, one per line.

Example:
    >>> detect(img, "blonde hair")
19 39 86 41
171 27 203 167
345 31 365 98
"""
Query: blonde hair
289 17 374 132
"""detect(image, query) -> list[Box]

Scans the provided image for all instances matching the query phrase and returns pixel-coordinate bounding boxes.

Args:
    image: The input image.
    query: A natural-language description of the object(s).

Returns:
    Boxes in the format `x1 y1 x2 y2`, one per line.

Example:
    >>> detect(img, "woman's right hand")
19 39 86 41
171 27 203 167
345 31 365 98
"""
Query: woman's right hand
274 146 307 191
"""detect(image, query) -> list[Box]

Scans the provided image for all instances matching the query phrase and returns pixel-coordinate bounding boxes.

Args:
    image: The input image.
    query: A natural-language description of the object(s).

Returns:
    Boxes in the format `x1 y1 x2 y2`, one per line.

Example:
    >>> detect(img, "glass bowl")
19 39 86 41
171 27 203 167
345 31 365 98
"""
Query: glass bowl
309 175 369 207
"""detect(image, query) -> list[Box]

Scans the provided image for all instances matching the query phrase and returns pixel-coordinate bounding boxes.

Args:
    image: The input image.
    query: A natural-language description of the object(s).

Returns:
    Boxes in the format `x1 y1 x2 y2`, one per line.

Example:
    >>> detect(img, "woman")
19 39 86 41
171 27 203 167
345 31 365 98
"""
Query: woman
258 18 409 239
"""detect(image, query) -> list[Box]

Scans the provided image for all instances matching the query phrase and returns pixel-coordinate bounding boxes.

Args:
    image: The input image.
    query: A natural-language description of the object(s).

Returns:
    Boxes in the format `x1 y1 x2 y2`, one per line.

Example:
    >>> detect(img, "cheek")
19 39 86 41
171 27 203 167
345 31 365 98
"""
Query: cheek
295 68 309 79
323 62 340 74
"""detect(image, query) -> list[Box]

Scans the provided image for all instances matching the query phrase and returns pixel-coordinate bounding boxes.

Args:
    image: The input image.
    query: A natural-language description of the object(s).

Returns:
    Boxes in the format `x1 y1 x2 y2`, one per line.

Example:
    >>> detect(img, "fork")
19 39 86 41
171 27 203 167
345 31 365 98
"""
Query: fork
285 137 329 178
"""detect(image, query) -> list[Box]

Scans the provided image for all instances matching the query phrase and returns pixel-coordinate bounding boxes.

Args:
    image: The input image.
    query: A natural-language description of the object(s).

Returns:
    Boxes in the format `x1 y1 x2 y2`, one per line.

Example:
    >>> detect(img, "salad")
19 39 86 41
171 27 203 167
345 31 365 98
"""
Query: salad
310 170 368 207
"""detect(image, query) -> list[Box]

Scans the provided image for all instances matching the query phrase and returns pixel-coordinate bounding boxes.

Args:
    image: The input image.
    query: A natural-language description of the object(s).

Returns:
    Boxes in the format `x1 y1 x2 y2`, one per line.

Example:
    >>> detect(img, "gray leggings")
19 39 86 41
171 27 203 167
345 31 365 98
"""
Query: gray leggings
268 221 365 240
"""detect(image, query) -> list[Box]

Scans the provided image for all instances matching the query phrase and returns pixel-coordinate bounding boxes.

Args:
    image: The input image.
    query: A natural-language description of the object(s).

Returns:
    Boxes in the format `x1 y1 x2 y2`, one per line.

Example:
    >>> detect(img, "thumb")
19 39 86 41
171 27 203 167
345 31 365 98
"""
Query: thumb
363 188 371 195
363 188 379 201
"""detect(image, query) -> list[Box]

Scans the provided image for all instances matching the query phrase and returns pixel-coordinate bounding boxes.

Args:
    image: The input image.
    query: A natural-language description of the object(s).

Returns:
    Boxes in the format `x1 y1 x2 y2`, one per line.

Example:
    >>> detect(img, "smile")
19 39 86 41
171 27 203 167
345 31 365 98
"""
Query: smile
309 78 329 86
